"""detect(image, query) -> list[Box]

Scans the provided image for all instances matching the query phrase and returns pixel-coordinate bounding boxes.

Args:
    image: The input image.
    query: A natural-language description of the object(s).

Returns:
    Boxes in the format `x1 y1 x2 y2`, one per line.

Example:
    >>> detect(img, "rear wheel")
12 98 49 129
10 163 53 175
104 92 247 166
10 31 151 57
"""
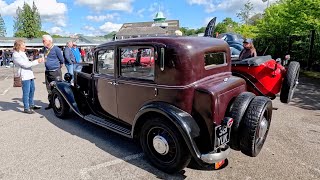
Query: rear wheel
52 89 70 119
240 96 272 157
280 61 300 103
140 117 191 173
228 92 255 150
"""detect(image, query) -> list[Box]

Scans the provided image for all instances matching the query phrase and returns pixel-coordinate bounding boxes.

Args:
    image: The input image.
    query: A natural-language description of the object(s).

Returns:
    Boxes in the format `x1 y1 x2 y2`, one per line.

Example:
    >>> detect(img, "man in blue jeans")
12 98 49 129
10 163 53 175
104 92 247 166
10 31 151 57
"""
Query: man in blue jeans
63 41 75 80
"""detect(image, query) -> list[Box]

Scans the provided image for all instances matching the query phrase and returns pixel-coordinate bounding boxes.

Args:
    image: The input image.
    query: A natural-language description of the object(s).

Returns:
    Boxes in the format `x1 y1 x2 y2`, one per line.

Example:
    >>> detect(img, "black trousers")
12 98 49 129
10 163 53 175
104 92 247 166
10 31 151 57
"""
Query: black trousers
45 69 62 103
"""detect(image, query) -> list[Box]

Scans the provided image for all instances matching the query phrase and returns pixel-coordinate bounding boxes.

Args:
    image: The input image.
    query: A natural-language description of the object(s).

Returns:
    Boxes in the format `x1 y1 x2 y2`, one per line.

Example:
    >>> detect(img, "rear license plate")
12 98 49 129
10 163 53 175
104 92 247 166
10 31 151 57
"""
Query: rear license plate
214 125 231 149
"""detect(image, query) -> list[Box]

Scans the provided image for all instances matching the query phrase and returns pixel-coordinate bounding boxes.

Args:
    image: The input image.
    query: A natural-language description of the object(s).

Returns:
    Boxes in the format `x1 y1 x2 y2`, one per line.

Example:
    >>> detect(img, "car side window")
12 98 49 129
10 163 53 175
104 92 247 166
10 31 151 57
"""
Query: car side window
119 46 155 81
97 49 114 75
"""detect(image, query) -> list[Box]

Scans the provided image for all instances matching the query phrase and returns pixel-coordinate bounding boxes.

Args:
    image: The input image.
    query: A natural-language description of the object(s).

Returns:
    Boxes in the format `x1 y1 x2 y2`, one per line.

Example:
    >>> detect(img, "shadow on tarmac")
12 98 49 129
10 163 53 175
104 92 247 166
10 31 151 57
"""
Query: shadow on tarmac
1 97 190 179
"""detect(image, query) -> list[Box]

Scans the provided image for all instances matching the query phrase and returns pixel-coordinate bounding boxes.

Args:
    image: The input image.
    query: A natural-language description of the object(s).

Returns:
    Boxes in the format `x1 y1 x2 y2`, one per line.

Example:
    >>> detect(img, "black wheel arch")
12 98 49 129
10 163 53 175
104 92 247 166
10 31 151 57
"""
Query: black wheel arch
132 102 204 162
53 81 83 118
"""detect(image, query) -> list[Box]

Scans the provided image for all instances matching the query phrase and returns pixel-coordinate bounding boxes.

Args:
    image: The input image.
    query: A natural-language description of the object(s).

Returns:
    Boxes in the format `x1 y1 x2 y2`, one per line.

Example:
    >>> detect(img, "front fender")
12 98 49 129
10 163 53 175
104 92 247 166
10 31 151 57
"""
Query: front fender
54 81 83 118
132 102 202 160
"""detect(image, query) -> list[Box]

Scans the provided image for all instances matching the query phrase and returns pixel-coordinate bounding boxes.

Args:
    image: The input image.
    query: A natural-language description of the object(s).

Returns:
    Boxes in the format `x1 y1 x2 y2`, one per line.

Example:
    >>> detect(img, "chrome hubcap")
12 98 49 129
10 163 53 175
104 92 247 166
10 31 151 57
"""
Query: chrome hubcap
258 117 268 139
54 97 61 109
153 135 169 155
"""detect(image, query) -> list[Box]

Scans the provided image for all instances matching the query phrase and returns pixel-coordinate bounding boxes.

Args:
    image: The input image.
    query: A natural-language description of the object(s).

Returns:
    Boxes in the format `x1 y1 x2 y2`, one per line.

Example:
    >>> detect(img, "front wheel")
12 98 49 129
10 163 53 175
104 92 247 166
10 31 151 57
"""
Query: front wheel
140 117 191 173
280 61 300 103
52 89 70 119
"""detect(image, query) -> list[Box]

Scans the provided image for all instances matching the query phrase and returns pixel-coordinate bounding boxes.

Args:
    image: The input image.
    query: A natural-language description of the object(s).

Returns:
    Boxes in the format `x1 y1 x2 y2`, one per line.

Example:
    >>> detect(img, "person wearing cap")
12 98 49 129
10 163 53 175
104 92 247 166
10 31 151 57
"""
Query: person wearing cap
239 38 257 60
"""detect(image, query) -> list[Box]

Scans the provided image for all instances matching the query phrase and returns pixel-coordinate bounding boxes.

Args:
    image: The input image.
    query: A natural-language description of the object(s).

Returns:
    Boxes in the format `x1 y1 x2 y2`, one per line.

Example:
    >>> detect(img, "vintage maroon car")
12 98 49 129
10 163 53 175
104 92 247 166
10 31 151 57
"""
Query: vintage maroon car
49 36 273 173
231 55 300 103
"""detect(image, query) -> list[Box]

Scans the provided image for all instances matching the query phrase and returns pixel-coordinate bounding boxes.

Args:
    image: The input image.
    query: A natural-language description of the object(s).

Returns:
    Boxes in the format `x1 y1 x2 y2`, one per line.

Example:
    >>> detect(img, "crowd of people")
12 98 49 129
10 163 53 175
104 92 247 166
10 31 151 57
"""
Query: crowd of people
0 49 13 67
8 35 95 114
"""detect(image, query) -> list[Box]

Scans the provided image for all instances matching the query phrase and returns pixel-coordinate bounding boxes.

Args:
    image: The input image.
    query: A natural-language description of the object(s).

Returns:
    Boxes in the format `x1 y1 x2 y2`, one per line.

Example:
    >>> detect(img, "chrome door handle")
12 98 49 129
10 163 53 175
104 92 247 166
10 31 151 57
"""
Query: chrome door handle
108 81 118 85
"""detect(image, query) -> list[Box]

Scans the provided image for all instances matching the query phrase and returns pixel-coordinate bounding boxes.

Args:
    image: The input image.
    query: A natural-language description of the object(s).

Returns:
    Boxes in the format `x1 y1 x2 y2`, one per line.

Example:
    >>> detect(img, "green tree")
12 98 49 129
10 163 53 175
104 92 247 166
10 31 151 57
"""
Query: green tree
38 30 50 37
0 13 6 37
237 0 254 25
234 24 258 38
195 27 206 34
14 1 42 38
214 18 239 34
52 34 63 38
248 13 263 26
32 1 41 37
257 0 320 37
104 31 117 39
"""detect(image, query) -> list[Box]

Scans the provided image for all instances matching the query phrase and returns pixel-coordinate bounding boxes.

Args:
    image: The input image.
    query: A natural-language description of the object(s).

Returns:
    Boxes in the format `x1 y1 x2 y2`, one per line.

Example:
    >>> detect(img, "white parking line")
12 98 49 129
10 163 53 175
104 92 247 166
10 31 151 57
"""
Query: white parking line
0 86 11 95
79 153 144 180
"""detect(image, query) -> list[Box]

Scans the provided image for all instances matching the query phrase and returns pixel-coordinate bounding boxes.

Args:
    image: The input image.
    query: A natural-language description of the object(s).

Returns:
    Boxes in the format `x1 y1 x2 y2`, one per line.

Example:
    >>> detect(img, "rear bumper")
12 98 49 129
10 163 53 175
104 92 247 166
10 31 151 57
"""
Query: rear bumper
200 145 231 164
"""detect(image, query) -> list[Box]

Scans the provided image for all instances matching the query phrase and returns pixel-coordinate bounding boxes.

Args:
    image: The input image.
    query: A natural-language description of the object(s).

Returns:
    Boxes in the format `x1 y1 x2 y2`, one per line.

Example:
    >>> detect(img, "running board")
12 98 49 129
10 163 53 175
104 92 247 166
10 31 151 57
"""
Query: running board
84 114 132 138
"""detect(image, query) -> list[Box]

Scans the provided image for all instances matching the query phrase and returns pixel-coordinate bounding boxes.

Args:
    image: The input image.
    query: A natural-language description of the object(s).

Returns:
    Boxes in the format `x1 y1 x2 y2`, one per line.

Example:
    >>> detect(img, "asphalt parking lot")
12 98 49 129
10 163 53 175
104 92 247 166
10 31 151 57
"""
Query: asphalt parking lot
0 65 319 180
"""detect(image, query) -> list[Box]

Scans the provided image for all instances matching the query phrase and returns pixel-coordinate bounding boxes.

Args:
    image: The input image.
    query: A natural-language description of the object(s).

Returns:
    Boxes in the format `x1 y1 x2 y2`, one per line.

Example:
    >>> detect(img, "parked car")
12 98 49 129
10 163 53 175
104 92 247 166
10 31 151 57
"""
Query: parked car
217 33 244 51
231 55 300 103
206 18 300 103
230 47 241 60
49 36 273 173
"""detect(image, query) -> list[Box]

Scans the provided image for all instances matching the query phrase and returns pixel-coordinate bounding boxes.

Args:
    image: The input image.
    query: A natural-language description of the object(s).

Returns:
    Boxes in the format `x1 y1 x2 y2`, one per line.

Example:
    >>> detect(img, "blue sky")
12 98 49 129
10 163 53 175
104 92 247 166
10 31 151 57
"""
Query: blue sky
0 0 275 37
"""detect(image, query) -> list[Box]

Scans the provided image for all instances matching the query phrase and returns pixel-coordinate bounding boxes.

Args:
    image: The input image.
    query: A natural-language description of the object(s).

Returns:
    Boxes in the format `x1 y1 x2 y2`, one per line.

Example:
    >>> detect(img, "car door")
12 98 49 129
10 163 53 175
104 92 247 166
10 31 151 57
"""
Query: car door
93 48 118 118
116 45 156 125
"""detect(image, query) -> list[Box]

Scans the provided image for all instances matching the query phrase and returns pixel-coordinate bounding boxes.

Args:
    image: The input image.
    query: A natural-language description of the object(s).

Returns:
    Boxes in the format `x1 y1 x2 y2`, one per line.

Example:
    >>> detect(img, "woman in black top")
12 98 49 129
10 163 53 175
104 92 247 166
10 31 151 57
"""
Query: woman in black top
239 39 257 60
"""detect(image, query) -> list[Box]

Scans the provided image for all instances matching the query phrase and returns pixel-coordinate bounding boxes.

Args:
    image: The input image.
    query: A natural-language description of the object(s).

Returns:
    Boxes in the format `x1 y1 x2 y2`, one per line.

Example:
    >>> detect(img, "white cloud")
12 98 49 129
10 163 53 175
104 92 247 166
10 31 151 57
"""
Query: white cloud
75 0 133 12
137 8 145 18
147 3 170 20
99 22 122 33
187 0 277 13
148 2 159 12
82 25 96 31
99 22 122 34
0 0 67 26
49 26 63 34
86 13 119 22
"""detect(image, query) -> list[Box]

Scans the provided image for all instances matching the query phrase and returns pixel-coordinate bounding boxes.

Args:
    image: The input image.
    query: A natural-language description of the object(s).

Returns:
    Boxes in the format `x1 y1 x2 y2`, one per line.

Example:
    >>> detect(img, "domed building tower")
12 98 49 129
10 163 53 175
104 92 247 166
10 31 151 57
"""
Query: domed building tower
115 9 179 39
152 11 169 29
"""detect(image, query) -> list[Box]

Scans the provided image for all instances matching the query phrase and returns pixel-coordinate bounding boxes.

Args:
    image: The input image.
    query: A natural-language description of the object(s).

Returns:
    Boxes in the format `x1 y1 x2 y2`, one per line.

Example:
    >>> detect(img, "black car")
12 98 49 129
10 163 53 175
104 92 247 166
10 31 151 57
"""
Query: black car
217 33 244 51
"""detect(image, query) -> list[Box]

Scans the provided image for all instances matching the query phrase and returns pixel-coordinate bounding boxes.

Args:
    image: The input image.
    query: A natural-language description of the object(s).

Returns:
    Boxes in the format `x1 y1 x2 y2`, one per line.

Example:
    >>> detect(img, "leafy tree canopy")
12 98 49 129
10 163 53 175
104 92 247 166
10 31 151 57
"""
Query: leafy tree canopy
257 0 320 37
214 17 239 34
14 1 42 38
0 13 6 37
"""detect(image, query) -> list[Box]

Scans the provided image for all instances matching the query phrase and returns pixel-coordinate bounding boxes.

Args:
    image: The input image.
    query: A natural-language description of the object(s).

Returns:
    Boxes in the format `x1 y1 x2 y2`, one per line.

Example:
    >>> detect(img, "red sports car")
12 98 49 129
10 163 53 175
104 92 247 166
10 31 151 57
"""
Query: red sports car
231 55 300 103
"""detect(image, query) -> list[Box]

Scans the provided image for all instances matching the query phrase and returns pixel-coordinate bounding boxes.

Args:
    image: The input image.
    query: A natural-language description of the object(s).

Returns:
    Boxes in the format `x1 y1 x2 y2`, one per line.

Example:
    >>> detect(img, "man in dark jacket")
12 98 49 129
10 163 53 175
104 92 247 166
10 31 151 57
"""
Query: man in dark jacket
63 41 75 80
42 34 64 110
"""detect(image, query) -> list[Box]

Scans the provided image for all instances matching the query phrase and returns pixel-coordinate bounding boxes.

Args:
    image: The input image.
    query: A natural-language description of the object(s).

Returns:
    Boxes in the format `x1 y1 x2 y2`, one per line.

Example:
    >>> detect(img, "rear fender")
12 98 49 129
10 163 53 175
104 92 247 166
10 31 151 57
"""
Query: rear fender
53 82 83 118
132 102 202 160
